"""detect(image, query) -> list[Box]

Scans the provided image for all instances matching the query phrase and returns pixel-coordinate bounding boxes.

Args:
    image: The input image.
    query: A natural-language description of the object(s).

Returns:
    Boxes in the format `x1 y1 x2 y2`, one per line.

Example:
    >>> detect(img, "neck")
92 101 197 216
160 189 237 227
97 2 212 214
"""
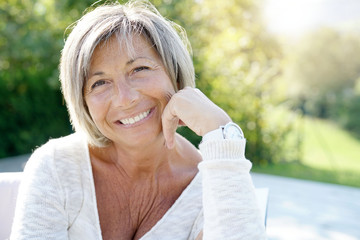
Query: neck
91 134 176 181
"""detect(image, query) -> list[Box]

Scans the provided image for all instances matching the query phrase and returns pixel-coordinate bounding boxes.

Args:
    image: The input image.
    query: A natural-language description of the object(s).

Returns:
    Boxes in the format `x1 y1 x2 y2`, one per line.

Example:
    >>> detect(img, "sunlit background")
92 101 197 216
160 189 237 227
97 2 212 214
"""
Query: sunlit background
264 0 360 37
258 0 360 184
260 1 360 239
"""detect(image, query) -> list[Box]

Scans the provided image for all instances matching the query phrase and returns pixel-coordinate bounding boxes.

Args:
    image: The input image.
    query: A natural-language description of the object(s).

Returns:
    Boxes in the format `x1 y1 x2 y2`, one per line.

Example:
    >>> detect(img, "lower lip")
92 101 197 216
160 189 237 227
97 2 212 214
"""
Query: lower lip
116 108 155 128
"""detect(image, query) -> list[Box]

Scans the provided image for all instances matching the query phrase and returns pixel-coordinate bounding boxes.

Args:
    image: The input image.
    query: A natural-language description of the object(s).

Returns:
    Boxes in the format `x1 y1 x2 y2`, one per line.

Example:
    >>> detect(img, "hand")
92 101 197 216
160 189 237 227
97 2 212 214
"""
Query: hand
162 87 231 148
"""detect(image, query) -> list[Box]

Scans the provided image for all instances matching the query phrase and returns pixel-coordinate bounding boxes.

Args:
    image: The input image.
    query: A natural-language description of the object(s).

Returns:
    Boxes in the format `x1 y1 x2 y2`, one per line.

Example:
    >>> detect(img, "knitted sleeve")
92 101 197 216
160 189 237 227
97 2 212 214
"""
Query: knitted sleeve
10 142 68 240
198 139 267 240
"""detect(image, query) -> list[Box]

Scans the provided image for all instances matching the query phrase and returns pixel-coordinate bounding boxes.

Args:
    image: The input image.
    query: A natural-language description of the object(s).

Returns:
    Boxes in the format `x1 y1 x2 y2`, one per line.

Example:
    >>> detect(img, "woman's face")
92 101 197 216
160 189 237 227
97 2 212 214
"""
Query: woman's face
84 35 175 147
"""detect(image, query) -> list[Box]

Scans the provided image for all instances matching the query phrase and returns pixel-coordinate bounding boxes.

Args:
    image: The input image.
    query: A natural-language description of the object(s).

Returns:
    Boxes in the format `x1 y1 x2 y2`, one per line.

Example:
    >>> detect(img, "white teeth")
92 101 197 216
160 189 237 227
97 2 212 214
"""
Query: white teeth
120 110 150 125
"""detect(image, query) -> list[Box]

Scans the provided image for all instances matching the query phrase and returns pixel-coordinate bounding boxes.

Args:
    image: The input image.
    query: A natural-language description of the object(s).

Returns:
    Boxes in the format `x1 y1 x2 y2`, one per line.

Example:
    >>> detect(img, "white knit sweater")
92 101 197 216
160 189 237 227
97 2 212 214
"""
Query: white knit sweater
10 133 266 240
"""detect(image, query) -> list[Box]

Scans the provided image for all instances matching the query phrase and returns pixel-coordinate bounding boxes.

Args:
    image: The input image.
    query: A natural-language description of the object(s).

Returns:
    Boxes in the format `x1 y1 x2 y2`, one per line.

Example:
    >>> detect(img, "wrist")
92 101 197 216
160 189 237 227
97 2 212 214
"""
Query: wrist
202 122 245 143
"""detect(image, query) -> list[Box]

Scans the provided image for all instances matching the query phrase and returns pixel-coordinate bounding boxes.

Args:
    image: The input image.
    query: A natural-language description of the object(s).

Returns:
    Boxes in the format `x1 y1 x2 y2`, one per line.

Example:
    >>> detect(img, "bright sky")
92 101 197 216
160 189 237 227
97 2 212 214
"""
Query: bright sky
263 0 360 37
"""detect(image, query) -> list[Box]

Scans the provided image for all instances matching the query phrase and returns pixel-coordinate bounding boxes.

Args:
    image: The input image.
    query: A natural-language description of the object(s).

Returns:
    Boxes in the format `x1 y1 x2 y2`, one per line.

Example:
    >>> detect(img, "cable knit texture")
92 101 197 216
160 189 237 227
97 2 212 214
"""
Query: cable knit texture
10 133 266 239
199 139 266 240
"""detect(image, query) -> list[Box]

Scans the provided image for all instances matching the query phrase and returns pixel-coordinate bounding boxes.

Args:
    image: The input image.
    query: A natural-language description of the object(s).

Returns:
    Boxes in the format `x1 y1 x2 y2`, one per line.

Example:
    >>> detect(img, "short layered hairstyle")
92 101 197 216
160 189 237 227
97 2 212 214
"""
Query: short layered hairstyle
60 0 195 147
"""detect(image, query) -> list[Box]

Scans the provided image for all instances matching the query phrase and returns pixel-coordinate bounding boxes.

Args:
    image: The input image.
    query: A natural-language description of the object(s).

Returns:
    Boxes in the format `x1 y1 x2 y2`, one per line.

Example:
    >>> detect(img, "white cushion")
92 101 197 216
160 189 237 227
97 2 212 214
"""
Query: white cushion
0 172 23 240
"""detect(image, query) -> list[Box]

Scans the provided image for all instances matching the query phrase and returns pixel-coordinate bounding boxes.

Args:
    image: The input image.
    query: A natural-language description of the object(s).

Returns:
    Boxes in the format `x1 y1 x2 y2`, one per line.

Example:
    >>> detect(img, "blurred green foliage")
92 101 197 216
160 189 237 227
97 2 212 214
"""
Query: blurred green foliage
0 0 94 158
0 0 296 165
159 0 294 165
283 28 360 138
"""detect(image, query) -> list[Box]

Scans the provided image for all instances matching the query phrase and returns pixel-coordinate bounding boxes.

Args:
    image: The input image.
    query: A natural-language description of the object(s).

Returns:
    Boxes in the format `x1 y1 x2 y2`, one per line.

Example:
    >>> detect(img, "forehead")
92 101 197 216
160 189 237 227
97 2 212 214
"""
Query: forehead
92 33 157 61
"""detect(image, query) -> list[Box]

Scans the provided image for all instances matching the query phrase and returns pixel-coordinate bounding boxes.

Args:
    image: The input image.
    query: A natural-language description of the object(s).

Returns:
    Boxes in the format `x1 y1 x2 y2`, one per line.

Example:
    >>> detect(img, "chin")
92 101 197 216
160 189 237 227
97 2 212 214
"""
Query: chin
115 127 163 147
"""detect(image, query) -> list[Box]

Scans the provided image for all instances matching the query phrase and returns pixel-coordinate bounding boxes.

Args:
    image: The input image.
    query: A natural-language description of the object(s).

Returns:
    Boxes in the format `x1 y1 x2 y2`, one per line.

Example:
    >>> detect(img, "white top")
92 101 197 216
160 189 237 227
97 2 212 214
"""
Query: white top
10 133 266 240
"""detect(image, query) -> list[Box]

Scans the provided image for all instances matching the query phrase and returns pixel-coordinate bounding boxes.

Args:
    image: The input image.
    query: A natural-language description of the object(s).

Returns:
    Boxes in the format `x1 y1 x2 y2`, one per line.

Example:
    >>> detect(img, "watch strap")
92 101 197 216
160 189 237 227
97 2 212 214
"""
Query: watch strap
202 127 224 143
202 122 244 143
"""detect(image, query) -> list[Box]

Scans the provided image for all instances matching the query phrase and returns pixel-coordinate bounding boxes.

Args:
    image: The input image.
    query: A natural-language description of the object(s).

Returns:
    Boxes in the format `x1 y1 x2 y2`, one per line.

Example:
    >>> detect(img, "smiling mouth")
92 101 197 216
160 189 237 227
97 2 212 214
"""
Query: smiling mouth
119 109 151 125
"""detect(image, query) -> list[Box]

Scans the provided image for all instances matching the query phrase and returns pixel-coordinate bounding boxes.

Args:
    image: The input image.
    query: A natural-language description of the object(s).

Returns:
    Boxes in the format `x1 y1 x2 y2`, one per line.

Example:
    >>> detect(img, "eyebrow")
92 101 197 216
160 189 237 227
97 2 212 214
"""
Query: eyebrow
88 71 105 79
88 57 155 79
126 59 136 65
126 57 153 65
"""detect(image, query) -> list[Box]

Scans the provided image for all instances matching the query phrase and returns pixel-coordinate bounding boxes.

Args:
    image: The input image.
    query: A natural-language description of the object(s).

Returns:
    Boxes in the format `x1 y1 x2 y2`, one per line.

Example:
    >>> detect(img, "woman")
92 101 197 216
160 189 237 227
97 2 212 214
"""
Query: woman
11 0 266 239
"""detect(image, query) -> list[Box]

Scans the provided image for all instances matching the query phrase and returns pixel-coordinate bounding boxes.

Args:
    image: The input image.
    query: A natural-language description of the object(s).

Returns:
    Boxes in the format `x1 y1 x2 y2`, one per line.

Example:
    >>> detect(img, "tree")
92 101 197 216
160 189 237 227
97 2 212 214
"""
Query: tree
283 28 360 118
0 0 93 157
282 28 360 137
154 0 294 164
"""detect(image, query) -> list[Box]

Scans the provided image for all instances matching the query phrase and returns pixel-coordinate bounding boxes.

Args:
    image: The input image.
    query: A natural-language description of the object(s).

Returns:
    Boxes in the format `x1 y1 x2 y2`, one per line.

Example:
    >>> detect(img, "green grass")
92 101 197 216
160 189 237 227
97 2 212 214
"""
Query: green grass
253 115 360 188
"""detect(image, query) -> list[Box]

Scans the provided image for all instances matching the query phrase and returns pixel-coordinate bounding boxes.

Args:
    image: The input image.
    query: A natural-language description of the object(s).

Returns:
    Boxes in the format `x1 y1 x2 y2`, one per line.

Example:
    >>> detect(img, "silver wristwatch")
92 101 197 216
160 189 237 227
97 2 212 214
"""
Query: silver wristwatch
202 122 245 142
222 122 244 140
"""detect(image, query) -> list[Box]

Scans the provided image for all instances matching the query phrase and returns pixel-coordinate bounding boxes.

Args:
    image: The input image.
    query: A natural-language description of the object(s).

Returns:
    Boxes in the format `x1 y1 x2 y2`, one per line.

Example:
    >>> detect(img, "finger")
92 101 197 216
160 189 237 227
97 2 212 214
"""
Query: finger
162 102 179 149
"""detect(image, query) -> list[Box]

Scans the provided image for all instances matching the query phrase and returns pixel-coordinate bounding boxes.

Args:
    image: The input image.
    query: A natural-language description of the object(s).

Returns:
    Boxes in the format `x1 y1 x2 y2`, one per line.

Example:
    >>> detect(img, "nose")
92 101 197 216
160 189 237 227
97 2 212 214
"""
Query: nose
111 80 140 108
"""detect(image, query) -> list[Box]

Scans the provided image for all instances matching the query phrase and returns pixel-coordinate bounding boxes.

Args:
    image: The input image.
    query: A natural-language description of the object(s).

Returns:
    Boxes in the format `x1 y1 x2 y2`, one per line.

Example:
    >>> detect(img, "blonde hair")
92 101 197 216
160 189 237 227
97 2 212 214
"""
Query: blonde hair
60 0 195 147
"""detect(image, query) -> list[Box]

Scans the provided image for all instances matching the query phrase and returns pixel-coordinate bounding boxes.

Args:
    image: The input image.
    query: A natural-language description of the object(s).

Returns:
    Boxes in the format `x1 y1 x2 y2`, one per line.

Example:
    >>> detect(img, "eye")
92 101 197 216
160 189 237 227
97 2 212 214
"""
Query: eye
91 80 106 89
133 66 149 73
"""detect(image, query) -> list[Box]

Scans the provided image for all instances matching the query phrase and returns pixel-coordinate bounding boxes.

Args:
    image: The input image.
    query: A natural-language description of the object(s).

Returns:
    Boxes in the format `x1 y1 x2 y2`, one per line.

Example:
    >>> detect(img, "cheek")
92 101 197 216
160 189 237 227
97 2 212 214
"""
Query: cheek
139 74 175 98
85 95 110 123
156 75 176 94
157 86 176 114
150 80 175 104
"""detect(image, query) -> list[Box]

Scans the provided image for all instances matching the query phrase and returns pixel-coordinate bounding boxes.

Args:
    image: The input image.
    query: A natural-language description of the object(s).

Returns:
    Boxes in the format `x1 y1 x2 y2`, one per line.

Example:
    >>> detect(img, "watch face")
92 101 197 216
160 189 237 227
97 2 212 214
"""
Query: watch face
224 123 244 139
